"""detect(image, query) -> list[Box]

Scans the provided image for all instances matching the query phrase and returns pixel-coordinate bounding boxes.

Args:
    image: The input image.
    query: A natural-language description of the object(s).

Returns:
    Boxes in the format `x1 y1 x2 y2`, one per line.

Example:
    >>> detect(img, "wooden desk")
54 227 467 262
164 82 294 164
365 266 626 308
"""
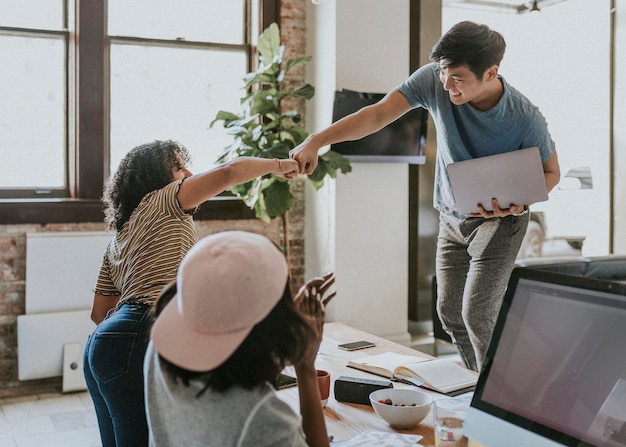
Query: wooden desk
278 322 474 446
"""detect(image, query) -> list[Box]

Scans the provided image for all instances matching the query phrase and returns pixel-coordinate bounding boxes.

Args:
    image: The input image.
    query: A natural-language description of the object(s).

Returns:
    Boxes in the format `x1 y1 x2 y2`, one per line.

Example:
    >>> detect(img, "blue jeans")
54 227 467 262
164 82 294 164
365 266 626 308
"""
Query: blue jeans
84 303 152 447
435 212 529 372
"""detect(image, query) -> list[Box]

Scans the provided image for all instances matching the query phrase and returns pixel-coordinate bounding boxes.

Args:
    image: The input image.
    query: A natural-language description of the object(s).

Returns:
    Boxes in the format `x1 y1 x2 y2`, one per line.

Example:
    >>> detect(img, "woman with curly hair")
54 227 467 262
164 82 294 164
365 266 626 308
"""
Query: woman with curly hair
83 139 297 447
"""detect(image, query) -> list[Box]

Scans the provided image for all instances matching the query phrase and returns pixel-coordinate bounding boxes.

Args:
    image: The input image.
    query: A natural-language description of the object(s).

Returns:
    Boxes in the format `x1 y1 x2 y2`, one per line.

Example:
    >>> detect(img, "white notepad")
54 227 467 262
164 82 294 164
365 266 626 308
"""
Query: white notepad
446 147 548 215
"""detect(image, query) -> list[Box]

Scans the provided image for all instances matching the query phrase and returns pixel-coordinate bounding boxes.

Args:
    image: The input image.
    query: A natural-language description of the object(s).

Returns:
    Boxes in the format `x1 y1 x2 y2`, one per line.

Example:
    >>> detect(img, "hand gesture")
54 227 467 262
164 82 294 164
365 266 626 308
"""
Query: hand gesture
274 158 300 180
293 272 336 367
290 138 321 175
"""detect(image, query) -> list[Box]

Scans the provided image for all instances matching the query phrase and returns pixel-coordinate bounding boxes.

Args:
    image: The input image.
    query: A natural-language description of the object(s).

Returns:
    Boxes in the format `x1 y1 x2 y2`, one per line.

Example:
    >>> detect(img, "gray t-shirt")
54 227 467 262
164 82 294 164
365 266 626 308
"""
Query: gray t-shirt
397 62 556 217
144 342 308 447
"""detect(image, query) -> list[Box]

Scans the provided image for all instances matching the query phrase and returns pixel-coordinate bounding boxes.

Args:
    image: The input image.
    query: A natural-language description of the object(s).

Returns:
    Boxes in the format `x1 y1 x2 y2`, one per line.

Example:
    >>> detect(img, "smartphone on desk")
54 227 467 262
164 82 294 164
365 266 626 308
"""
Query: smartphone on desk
276 373 298 390
337 340 376 351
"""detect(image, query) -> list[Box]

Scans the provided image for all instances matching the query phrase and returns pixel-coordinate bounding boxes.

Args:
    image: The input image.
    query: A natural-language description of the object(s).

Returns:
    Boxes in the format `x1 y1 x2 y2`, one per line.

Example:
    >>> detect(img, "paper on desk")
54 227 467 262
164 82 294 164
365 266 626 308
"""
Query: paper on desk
332 430 423 446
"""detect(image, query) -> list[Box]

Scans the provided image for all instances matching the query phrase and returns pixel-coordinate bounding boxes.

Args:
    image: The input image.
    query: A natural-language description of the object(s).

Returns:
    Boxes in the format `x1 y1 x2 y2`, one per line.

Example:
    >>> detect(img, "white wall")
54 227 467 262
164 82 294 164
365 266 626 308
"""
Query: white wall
305 0 412 341
443 0 612 256
304 0 338 281
335 0 410 92
615 1 626 254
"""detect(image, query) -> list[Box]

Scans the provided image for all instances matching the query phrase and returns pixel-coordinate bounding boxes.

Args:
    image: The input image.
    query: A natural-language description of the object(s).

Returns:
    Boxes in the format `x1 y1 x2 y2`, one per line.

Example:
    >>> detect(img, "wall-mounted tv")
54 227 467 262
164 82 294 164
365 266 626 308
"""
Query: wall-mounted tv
330 89 428 164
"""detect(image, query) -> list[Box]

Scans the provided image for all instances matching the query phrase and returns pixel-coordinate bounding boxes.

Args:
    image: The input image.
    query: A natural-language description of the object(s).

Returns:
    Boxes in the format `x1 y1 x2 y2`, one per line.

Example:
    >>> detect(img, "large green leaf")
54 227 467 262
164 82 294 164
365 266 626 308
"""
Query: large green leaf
263 180 293 218
239 177 262 208
284 55 312 74
289 84 315 99
308 150 353 189
225 125 248 136
258 23 281 66
254 195 271 223
260 141 291 159
244 72 279 88
230 180 253 198
249 88 279 108
210 110 241 128
280 125 308 145
251 124 264 142
250 96 278 116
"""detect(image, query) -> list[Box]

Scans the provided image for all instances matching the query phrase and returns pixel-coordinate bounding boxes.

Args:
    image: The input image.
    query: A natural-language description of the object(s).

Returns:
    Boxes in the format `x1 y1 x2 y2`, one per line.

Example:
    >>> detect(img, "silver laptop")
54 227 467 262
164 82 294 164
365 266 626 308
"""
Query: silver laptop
446 147 548 215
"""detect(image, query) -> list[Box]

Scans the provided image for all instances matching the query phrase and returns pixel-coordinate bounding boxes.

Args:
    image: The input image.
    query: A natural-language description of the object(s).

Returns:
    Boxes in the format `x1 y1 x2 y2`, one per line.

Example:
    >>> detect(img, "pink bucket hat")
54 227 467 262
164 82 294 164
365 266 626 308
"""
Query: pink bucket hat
150 231 288 372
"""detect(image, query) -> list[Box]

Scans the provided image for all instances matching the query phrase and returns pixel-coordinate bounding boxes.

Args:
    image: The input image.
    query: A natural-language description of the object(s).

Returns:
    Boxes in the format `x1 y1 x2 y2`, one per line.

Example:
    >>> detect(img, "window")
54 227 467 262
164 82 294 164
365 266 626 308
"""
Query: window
0 0 279 223
0 0 67 197
107 0 250 174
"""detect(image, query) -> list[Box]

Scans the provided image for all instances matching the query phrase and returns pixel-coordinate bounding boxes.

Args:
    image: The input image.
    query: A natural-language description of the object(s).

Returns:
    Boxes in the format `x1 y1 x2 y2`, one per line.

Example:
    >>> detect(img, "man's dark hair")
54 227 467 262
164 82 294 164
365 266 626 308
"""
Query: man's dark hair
102 139 191 231
154 279 313 397
430 21 506 79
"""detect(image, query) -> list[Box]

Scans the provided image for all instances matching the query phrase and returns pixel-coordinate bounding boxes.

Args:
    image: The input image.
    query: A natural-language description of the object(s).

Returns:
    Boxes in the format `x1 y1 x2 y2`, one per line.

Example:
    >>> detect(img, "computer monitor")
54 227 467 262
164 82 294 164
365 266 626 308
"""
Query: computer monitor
330 89 428 164
464 266 626 447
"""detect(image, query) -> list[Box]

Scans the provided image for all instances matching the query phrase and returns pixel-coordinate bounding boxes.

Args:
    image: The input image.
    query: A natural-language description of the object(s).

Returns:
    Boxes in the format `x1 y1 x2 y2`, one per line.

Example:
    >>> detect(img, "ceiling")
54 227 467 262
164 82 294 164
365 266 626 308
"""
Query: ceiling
442 0 570 14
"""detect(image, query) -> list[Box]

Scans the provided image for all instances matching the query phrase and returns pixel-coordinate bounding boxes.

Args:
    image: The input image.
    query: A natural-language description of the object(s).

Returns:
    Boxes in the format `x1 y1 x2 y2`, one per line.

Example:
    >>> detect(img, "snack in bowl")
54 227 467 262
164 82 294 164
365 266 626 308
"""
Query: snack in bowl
369 388 433 429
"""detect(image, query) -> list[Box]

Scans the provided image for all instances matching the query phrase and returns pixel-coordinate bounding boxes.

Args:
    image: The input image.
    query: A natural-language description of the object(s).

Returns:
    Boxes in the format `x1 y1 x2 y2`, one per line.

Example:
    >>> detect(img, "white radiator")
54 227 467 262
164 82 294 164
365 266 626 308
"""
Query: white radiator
17 310 93 382
18 232 111 391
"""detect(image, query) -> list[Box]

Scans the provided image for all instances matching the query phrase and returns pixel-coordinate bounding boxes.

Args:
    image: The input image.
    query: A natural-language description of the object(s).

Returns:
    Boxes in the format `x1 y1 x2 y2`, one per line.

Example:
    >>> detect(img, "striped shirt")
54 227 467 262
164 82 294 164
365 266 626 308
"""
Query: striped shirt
94 179 199 306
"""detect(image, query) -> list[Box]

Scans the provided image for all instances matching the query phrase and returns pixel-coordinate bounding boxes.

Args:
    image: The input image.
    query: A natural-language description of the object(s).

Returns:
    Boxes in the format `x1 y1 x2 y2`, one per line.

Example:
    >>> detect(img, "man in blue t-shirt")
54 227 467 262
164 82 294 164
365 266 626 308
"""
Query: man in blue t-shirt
291 21 560 372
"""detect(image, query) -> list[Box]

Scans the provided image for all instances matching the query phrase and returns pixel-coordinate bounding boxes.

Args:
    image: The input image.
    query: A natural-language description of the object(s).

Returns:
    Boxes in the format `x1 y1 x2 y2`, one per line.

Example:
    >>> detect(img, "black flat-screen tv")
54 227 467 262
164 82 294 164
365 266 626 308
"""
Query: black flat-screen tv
330 89 428 164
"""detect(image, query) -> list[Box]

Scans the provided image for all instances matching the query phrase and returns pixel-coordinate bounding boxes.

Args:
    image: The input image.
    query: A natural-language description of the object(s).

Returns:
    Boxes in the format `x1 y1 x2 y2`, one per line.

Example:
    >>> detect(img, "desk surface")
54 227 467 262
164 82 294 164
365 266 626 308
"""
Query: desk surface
278 322 475 446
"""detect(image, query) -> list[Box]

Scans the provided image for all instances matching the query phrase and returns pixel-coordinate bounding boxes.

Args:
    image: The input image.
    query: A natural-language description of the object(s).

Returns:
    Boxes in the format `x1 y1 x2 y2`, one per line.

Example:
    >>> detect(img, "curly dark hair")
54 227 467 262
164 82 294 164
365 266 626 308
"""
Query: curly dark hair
430 21 506 79
103 140 191 231
154 279 313 397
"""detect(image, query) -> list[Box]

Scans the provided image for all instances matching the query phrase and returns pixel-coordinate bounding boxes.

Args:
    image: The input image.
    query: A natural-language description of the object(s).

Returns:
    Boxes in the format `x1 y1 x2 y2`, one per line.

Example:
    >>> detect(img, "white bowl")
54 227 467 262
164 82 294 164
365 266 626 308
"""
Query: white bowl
369 388 433 429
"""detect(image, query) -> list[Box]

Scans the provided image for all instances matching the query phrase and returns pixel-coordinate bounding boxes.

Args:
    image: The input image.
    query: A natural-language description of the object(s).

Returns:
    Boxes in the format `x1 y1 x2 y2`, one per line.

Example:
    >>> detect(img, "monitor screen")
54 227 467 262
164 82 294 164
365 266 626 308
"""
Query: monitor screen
465 267 626 447
330 89 427 164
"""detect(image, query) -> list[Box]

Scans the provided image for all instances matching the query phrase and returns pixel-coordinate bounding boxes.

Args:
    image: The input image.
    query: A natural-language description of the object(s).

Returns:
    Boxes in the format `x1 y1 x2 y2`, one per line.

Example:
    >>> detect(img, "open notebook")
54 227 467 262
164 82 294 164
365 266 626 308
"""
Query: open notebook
347 351 477 396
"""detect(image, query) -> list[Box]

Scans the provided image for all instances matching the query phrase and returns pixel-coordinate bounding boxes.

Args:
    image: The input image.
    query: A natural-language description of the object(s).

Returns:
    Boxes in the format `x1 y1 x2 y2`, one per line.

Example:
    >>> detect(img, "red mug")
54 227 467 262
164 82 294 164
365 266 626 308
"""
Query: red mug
316 369 330 407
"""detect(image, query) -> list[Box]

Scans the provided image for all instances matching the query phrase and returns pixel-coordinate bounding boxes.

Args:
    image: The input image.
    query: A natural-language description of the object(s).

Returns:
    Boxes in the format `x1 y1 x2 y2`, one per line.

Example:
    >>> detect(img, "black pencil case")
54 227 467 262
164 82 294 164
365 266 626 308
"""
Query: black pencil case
333 375 393 405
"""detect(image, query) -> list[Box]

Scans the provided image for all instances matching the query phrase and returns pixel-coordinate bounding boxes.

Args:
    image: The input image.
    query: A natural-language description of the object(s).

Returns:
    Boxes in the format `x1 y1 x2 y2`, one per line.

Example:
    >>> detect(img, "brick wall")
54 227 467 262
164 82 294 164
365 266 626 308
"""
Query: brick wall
0 0 307 398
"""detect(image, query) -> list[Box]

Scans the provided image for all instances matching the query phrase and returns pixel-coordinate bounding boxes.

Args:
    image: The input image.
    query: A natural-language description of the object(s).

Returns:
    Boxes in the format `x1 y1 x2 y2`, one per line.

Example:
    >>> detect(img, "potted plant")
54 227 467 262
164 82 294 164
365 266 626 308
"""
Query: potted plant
210 22 351 223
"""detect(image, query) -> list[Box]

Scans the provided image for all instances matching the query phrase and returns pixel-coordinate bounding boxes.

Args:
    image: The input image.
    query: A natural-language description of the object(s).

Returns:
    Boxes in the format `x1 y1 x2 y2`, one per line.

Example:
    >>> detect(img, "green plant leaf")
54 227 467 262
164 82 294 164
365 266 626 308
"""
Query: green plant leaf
280 125 309 146
230 180 252 197
258 23 281 66
251 124 264 141
225 125 248 136
321 149 353 172
254 198 271 223
284 55 312 74
308 150 353 190
308 177 325 190
260 141 291 159
244 72 279 87
250 96 278 116
210 110 241 128
239 178 262 208
290 84 315 99
263 180 293 218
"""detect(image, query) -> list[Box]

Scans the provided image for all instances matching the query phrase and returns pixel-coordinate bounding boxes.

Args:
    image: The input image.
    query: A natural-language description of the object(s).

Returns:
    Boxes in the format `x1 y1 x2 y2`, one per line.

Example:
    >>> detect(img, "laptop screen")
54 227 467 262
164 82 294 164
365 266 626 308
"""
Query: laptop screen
468 268 626 447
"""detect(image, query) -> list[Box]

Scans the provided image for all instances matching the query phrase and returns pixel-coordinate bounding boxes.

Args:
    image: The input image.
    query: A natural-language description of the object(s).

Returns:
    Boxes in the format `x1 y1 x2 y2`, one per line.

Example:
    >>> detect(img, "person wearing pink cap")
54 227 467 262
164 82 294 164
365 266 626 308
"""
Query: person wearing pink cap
145 231 336 447
83 140 298 447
